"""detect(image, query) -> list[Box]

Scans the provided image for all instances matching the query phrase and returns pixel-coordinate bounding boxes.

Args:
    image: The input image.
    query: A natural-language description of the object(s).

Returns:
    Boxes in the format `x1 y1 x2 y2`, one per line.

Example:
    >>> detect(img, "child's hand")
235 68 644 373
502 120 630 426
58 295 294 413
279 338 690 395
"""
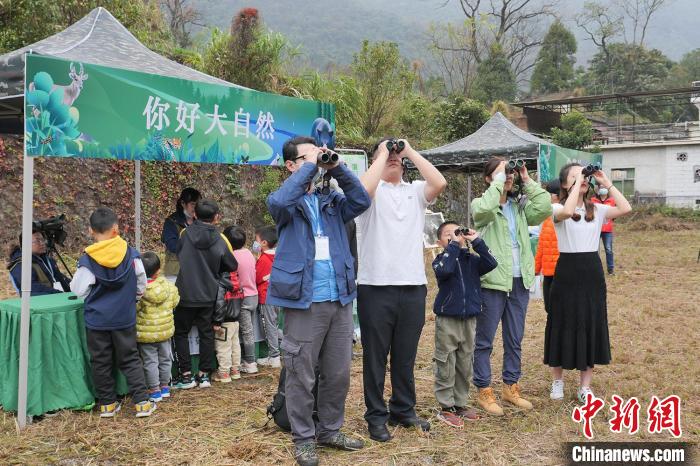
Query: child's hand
263 274 270 282
213 325 221 333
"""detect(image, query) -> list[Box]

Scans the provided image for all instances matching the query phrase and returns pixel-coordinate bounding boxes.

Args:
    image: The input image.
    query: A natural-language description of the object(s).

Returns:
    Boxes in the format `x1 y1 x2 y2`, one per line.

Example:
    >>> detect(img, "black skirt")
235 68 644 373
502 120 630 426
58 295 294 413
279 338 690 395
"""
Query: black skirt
544 252 611 370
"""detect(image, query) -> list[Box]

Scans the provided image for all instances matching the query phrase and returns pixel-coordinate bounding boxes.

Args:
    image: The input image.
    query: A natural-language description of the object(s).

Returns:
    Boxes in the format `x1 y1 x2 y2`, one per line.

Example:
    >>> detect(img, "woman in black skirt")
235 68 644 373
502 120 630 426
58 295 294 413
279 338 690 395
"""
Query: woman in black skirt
544 163 632 402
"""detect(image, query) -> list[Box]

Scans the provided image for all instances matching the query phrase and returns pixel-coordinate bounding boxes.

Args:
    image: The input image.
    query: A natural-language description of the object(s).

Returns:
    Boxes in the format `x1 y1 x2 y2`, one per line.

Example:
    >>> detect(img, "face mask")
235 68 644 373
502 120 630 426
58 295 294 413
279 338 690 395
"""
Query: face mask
252 241 262 254
598 188 608 196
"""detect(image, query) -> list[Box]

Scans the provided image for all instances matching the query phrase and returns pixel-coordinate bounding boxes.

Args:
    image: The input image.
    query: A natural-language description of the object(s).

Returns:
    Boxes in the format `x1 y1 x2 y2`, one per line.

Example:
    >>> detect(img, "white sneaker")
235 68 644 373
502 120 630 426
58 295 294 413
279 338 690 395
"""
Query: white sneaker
578 386 594 403
269 356 281 368
256 358 269 366
240 362 258 374
550 379 564 400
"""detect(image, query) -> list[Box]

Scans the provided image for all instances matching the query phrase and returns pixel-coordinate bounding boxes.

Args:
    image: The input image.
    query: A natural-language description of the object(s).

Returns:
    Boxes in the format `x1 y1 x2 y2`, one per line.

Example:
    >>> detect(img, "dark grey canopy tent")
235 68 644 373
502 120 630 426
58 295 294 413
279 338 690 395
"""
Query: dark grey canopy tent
419 112 550 171
0 7 246 133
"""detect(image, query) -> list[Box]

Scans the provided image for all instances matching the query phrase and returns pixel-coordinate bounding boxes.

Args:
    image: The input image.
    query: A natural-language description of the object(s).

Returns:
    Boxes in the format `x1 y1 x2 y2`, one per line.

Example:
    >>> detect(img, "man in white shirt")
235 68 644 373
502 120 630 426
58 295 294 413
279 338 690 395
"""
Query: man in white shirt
357 138 447 442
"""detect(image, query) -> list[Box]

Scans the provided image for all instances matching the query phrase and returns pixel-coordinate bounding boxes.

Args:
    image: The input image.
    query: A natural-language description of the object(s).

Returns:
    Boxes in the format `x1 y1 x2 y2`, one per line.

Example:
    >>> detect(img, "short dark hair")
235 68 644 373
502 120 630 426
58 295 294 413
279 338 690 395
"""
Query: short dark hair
89 207 118 233
176 187 202 214
437 221 459 240
545 179 561 195
223 225 246 250
255 225 278 247
282 136 316 162
195 199 219 222
141 251 161 278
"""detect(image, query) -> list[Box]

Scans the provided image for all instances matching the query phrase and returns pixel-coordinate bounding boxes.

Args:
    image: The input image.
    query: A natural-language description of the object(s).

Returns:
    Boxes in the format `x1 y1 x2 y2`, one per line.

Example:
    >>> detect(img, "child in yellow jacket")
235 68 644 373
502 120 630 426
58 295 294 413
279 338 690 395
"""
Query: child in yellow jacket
137 252 180 402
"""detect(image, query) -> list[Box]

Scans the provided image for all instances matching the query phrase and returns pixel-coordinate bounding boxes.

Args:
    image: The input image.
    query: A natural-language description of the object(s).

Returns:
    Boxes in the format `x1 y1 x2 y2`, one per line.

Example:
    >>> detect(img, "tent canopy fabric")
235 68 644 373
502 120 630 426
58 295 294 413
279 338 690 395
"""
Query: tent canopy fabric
0 7 246 133
419 112 550 169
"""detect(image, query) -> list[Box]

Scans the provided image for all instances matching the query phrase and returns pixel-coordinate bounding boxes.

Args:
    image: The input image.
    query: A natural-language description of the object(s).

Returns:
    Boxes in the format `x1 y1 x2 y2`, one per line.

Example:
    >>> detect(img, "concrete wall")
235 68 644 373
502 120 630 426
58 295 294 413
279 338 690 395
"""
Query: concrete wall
600 142 700 208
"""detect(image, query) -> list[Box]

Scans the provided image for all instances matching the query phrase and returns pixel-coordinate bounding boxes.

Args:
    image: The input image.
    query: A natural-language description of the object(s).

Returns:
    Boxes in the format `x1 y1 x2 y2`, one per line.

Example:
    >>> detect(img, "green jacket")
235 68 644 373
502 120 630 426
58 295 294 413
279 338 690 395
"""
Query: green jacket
471 179 552 292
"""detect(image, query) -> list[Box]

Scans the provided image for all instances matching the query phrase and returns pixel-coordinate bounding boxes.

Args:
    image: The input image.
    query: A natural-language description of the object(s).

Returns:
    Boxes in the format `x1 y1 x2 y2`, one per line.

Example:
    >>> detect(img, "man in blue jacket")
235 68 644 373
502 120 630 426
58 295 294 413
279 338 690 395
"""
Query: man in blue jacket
7 229 70 295
431 222 497 428
267 136 371 466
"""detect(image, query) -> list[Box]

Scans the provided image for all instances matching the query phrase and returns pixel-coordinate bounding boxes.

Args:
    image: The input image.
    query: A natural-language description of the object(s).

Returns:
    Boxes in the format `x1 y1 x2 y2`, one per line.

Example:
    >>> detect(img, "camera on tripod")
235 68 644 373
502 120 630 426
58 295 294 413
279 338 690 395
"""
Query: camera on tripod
386 139 405 154
32 214 72 278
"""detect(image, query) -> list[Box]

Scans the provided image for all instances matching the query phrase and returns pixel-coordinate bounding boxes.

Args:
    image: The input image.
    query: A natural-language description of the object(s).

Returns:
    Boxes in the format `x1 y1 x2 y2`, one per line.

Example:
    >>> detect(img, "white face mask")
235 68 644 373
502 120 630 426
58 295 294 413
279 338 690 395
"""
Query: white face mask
598 188 609 196
252 241 262 254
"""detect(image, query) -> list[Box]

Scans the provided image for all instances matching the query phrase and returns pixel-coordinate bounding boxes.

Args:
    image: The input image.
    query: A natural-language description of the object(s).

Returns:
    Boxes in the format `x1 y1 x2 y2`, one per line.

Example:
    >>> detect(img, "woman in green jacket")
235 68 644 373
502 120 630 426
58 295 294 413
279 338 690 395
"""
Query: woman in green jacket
470 157 552 416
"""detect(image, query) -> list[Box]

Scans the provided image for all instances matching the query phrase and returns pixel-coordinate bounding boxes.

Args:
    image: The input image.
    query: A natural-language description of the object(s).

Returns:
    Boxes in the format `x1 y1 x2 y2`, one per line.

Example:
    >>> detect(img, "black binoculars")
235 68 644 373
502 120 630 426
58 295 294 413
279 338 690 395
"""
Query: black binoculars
582 162 601 177
318 149 339 164
386 139 405 154
454 227 472 236
506 159 526 173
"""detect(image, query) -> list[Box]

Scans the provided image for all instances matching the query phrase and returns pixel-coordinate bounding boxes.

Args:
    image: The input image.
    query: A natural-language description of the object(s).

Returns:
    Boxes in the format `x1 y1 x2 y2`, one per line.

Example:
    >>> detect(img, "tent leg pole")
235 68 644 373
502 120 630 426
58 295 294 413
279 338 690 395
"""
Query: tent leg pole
467 173 472 228
135 160 141 250
18 154 34 429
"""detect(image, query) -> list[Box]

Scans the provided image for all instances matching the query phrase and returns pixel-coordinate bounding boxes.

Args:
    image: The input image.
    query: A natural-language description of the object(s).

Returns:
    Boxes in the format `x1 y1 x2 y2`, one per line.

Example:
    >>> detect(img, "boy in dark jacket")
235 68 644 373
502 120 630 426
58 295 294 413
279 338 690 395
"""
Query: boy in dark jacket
70 207 153 418
431 221 497 428
173 199 238 389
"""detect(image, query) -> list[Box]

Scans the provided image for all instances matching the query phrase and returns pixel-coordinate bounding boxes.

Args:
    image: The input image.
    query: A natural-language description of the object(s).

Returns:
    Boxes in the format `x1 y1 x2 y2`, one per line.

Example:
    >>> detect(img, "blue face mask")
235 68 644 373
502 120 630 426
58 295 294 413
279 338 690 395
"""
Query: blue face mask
252 241 262 254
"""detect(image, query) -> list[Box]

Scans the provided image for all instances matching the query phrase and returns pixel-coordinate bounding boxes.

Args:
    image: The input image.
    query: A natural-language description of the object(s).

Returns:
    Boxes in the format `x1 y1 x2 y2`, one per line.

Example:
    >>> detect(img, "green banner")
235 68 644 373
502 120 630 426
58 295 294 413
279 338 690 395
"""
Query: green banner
24 55 334 164
539 145 602 183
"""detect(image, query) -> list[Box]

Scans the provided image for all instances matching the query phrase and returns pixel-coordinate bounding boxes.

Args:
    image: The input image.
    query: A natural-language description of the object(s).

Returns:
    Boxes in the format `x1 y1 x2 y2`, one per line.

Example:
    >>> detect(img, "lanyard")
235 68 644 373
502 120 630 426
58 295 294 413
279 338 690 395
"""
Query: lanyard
37 255 56 282
304 194 324 237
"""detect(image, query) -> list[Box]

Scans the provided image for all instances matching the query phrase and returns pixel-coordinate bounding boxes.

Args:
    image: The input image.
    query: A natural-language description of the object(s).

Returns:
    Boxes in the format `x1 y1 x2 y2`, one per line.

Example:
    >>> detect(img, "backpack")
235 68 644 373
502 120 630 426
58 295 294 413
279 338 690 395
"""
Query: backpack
266 365 320 432
213 273 243 323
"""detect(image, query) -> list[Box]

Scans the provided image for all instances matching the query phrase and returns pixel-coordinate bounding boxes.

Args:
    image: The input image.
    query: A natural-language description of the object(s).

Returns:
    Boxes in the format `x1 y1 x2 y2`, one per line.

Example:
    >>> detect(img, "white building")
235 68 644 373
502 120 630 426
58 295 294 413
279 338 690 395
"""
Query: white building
600 135 700 208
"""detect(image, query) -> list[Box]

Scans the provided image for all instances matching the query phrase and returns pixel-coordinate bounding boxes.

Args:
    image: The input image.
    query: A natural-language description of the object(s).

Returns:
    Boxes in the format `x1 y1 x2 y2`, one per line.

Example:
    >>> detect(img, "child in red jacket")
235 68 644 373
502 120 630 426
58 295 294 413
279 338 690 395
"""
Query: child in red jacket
535 180 561 314
254 226 281 368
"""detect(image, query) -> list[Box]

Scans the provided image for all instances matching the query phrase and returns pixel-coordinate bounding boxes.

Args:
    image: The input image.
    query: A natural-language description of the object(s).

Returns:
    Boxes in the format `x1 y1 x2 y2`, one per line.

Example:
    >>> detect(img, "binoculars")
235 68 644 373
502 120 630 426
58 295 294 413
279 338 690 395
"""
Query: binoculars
454 227 472 236
506 159 526 173
582 162 602 177
386 139 405 154
318 149 339 164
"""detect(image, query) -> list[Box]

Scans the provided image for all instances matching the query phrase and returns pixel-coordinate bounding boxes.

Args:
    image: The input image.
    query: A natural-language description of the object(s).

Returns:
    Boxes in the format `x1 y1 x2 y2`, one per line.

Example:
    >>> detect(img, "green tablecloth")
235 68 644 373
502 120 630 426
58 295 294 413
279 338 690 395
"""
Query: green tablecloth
0 293 97 415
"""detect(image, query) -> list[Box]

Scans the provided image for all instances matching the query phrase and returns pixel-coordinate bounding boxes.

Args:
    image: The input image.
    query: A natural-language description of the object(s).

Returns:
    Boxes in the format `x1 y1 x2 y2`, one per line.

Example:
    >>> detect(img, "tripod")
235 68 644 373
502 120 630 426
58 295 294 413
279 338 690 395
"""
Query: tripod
45 238 73 280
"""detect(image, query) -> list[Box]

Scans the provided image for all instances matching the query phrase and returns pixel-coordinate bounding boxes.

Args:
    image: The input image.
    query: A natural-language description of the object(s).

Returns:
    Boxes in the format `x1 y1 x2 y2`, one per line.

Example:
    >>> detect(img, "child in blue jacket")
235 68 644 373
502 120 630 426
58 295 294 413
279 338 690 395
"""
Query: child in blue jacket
432 221 497 428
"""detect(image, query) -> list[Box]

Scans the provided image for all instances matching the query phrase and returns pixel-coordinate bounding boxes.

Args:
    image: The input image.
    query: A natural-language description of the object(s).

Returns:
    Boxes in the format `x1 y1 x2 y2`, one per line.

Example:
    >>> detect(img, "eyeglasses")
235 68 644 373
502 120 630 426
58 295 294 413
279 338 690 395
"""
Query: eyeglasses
32 238 46 245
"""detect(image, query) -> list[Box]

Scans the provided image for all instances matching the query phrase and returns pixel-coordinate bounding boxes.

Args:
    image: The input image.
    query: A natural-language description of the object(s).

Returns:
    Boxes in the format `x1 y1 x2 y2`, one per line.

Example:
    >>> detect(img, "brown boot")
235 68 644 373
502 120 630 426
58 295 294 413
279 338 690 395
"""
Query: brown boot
477 387 504 416
502 383 533 410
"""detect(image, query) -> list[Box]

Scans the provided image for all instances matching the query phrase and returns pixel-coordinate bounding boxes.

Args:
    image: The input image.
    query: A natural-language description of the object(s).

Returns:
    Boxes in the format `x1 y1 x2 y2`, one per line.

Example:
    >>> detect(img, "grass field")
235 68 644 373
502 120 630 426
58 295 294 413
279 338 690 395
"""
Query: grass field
0 220 698 465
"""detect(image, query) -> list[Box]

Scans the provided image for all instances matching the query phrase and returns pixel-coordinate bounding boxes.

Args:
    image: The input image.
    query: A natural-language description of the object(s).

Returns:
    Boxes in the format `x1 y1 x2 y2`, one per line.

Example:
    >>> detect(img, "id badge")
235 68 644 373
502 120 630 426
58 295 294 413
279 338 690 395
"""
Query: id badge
314 236 330 261
53 281 64 292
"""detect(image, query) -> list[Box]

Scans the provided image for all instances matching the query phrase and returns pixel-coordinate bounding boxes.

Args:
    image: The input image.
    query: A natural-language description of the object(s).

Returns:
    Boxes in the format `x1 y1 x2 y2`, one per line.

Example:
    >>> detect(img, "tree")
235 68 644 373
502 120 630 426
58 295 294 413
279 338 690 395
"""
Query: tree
429 0 558 88
583 43 672 94
435 94 490 141
471 44 517 105
0 0 174 54
666 49 700 88
530 20 577 95
551 111 593 149
201 8 296 92
350 40 413 138
160 0 203 48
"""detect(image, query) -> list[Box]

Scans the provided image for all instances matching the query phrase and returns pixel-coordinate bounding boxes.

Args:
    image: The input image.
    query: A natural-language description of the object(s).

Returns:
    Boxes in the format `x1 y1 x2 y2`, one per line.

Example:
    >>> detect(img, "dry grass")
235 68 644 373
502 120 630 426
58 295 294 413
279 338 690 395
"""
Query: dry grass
0 222 698 465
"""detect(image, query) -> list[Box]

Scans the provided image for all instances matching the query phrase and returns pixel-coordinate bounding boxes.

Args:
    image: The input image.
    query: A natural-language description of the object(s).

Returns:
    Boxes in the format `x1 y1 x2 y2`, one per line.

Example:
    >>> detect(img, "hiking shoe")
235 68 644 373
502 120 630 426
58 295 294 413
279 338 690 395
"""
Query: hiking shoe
294 442 319 466
174 374 196 390
196 373 211 388
99 401 121 418
135 400 156 418
230 368 241 380
256 357 269 366
213 370 232 383
502 383 533 410
319 432 364 451
269 356 281 368
477 387 504 416
550 380 565 401
455 406 480 421
240 362 258 374
437 409 464 429
578 386 595 403
148 388 162 403
160 385 171 399
388 415 430 432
